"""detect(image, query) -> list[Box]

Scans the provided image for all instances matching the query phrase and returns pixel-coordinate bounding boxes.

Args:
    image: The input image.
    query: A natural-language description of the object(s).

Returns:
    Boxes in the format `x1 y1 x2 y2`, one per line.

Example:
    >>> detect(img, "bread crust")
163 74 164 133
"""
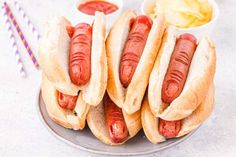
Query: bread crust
39 12 107 106
87 100 142 145
142 85 214 144
81 12 108 106
106 10 165 114
41 74 89 130
106 10 137 109
148 27 216 120
39 16 79 96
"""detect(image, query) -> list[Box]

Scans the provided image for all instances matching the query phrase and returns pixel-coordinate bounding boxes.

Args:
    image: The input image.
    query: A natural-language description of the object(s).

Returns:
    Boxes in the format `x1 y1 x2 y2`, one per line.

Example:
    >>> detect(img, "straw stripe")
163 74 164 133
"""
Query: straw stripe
3 2 39 69
2 9 26 78
14 1 41 40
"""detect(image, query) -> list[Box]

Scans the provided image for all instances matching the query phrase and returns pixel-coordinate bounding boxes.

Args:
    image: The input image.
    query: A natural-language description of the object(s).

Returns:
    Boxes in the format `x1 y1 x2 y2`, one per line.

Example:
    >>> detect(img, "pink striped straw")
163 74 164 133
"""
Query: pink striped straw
3 1 39 69
2 8 26 78
14 1 41 40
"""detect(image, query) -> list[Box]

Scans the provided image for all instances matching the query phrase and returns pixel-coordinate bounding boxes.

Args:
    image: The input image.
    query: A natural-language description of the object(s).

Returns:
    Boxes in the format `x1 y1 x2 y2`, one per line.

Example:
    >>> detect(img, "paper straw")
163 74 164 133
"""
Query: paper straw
2 8 26 78
14 1 40 40
3 2 39 69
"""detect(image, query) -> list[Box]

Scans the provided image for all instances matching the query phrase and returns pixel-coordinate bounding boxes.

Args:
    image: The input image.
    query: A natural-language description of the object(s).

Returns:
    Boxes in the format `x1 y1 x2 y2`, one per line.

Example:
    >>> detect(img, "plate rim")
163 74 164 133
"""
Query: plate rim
36 89 198 156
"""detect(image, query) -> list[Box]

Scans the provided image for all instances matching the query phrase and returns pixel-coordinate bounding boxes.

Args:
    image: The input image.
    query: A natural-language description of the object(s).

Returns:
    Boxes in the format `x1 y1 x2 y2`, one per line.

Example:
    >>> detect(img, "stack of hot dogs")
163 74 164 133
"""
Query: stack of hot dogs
39 10 216 145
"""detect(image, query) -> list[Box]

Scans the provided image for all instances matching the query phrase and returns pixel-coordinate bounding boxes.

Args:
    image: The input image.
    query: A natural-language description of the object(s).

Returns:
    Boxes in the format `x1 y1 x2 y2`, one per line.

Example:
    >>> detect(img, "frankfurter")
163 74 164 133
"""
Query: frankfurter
142 84 214 143
161 34 197 104
119 15 153 87
87 93 141 145
158 119 181 138
58 92 78 110
106 10 165 114
69 23 92 86
39 12 107 130
104 94 129 143
148 27 216 121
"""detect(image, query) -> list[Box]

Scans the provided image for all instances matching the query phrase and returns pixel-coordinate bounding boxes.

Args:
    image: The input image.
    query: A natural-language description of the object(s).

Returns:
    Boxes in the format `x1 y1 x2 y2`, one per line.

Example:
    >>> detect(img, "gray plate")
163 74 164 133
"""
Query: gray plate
37 91 198 156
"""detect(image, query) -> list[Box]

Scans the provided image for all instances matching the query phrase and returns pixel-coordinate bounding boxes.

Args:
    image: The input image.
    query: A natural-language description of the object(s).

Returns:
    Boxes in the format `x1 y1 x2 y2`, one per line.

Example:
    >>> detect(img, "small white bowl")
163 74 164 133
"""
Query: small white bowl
141 0 220 39
74 0 123 30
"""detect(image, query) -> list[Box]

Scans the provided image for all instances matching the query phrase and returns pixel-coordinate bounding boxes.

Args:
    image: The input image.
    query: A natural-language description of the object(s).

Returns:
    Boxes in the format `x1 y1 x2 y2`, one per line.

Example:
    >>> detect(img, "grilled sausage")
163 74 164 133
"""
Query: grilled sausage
161 33 197 104
58 91 78 110
104 94 129 143
69 23 92 86
119 15 152 87
158 119 181 138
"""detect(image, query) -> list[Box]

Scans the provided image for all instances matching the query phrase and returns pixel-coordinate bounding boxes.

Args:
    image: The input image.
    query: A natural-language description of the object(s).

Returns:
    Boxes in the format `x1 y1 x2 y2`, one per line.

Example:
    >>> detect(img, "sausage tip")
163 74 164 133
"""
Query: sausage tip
109 121 129 143
120 65 134 88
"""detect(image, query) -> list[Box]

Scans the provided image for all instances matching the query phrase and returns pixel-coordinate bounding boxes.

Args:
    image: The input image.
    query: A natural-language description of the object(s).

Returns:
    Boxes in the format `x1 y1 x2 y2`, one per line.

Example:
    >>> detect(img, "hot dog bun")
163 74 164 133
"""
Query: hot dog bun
148 27 216 121
142 85 214 144
87 100 141 145
39 16 79 96
106 10 165 114
39 12 107 106
41 74 89 130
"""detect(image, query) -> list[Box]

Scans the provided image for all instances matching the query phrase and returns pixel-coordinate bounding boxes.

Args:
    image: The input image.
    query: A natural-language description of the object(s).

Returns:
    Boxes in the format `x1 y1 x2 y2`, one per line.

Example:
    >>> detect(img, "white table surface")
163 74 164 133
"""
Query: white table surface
0 0 236 156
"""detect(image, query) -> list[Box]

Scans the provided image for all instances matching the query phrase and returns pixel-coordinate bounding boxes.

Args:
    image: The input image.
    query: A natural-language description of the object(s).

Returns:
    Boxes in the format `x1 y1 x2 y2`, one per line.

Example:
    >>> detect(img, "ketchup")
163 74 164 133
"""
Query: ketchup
78 1 118 15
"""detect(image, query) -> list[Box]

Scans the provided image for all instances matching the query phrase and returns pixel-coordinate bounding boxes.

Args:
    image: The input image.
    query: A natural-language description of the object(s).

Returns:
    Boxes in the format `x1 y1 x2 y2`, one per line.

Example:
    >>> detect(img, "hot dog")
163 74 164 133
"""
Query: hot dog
87 91 142 145
161 34 197 104
69 23 92 86
119 15 153 87
106 10 165 114
104 94 129 143
157 33 197 138
142 83 215 144
40 12 107 130
58 91 78 110
144 27 216 143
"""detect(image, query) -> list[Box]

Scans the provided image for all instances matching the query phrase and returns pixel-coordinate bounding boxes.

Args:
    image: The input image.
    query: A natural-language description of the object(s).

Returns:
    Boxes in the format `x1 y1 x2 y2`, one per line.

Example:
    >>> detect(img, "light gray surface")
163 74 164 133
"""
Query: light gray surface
0 0 235 157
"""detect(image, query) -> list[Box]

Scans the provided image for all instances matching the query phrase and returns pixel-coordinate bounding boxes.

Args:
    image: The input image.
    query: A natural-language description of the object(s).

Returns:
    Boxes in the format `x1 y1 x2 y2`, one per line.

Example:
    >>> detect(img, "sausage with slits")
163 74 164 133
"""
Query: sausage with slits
119 15 153 87
69 23 92 86
161 33 197 104
58 91 78 110
158 119 181 138
159 34 197 138
104 94 129 143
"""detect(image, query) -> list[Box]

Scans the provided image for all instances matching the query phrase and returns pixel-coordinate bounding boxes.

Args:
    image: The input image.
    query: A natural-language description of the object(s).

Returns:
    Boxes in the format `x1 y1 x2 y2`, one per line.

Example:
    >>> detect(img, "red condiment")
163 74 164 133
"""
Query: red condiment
78 0 118 15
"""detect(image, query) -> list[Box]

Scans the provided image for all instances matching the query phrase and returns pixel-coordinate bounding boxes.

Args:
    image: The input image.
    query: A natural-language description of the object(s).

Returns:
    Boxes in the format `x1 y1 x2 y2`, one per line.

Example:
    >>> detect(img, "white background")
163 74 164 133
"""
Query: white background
0 0 236 156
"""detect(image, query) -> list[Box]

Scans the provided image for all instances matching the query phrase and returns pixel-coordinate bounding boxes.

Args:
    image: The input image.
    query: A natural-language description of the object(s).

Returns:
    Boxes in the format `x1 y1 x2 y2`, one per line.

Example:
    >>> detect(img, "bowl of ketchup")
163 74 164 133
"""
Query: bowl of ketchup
75 0 123 29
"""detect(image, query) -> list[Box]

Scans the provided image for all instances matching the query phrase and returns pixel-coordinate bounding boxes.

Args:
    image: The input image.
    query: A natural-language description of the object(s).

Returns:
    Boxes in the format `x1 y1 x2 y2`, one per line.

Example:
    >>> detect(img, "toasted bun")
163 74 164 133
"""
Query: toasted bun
148 27 216 120
39 12 107 106
106 10 165 114
142 85 214 144
41 74 90 130
87 100 142 145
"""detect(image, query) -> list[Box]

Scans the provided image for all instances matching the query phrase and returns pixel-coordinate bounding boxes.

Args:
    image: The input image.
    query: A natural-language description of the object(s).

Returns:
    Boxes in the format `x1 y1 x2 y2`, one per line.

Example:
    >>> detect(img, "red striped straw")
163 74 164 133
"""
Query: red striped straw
3 2 39 69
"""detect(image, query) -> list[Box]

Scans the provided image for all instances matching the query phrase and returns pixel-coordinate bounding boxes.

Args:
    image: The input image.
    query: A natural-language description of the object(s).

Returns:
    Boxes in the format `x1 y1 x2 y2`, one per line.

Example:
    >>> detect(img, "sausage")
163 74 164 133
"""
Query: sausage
104 94 129 143
58 91 78 110
158 119 181 138
119 15 153 87
161 34 197 104
69 23 92 86
66 26 75 38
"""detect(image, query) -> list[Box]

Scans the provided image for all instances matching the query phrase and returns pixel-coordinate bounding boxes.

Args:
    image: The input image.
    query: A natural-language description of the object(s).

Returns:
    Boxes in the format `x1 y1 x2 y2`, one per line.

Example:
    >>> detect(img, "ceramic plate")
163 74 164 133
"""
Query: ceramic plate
37 91 198 156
